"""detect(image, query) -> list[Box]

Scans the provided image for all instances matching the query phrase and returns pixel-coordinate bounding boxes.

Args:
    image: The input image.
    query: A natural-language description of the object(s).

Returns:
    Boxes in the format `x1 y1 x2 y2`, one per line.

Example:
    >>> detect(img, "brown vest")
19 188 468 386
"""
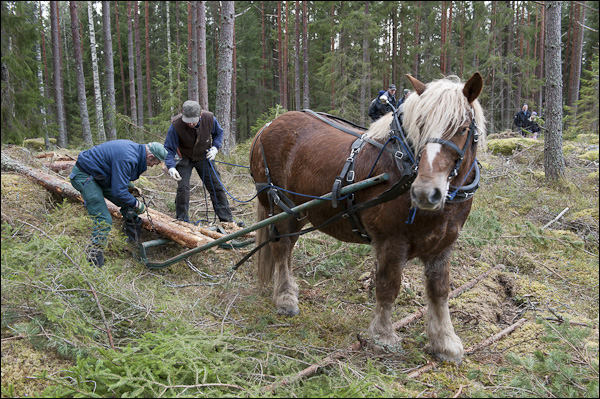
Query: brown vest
171 111 215 161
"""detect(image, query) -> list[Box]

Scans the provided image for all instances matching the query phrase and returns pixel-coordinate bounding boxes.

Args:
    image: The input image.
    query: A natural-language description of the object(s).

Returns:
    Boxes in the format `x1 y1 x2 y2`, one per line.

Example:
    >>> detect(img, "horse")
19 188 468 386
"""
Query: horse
249 73 486 363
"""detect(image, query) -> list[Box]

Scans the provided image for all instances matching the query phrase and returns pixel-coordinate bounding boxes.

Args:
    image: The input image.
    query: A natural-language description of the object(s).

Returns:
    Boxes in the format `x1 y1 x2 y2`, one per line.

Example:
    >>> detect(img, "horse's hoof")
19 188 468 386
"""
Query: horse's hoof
277 307 299 317
426 346 463 364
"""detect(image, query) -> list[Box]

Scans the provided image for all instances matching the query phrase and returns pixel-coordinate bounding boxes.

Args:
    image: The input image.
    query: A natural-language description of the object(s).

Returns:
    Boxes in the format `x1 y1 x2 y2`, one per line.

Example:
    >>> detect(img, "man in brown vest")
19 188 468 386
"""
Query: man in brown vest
163 100 234 224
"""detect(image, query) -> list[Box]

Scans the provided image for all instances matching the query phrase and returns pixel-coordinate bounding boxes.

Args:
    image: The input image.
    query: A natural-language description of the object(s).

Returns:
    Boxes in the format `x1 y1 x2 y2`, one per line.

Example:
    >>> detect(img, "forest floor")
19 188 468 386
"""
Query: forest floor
1 131 598 398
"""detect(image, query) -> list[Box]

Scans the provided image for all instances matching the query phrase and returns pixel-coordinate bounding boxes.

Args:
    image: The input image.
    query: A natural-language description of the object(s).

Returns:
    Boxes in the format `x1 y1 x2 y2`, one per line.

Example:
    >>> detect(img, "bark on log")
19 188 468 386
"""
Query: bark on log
1 151 219 248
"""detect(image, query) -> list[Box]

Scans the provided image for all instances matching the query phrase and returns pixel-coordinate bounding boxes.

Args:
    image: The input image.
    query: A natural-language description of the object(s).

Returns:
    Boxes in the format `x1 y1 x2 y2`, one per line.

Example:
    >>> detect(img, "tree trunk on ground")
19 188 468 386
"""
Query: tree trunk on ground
0 152 251 250
69 1 93 147
216 1 235 155
544 1 566 182
102 1 118 141
88 1 106 143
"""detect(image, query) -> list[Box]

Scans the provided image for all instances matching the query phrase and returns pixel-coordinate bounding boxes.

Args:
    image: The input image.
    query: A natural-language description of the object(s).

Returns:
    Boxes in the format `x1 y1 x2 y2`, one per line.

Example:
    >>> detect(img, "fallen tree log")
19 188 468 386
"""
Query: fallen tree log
1 151 223 248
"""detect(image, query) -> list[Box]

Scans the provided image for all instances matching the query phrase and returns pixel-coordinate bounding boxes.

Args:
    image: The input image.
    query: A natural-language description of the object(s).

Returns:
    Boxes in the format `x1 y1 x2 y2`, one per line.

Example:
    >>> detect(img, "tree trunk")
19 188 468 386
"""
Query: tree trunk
145 1 153 123
69 1 93 147
134 1 144 128
232 18 237 142
126 1 138 139
294 1 301 110
88 1 106 143
102 1 118 141
446 1 453 75
277 2 283 106
216 1 235 155
413 2 420 77
36 1 51 150
544 1 565 182
50 1 67 148
568 1 586 118
198 1 209 111
361 2 370 125
261 2 267 90
330 3 335 111
283 2 289 110
115 2 129 116
188 1 199 102
440 1 447 75
302 1 309 109
166 2 174 115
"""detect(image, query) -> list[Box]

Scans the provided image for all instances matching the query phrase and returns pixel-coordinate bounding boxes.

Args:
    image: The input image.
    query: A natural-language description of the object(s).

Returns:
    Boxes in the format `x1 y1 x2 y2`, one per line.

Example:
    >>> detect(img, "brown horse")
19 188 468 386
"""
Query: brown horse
249 73 486 362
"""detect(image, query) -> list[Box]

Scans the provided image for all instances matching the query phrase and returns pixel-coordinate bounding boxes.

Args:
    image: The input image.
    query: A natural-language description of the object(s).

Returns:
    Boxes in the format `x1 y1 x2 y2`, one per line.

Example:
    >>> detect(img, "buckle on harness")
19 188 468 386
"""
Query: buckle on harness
395 151 404 160
346 170 355 182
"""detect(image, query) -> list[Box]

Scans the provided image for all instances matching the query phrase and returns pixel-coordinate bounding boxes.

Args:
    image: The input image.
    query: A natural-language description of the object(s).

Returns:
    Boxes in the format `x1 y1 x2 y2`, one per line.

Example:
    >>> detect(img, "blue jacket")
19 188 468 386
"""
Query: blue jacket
76 140 147 208
164 115 224 170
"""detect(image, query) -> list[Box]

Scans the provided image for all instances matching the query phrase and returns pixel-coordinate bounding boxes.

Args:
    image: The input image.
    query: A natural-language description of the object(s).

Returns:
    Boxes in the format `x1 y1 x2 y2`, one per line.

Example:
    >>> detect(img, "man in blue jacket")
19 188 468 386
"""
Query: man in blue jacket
70 140 167 267
163 100 234 224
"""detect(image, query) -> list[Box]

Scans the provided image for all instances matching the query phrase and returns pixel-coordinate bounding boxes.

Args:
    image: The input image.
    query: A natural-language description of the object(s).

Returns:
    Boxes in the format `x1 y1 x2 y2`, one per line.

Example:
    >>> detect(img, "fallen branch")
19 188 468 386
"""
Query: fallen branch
261 338 366 394
407 318 527 379
542 207 569 230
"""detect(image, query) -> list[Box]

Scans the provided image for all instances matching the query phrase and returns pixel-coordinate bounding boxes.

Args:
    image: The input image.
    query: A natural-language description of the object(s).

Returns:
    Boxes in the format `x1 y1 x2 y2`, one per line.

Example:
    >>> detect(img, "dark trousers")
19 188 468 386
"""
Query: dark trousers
175 158 233 222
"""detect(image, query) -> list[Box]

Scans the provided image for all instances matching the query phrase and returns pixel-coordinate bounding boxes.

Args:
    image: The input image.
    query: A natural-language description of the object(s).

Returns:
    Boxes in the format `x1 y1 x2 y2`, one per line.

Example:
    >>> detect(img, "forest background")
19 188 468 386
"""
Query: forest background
1 1 598 154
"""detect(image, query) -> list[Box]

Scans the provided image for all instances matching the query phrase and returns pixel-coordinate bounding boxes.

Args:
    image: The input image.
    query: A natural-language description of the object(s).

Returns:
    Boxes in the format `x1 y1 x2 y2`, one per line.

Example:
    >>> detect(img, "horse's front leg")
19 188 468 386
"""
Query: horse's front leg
271 236 300 316
423 251 463 363
368 242 405 348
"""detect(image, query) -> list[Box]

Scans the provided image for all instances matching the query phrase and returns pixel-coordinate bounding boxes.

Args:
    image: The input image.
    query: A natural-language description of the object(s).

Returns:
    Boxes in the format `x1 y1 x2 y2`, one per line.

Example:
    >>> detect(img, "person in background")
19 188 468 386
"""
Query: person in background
513 103 532 136
398 89 411 107
163 100 235 225
368 84 398 122
368 90 387 122
529 111 541 139
70 140 167 267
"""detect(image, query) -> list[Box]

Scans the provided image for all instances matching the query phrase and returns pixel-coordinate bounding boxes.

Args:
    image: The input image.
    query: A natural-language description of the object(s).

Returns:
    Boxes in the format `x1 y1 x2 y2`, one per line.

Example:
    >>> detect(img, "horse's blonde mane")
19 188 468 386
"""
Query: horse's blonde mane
365 76 487 154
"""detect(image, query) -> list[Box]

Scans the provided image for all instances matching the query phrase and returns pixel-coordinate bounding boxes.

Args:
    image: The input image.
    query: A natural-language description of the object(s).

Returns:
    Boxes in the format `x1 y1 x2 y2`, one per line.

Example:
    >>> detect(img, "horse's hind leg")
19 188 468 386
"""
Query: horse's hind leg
423 252 464 363
270 234 300 316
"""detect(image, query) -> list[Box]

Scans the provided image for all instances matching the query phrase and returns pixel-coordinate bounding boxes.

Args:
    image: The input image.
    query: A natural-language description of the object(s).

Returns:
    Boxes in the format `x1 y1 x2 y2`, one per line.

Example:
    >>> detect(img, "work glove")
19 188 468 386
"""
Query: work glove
128 185 142 197
168 167 182 181
379 95 388 104
134 200 147 215
206 146 218 161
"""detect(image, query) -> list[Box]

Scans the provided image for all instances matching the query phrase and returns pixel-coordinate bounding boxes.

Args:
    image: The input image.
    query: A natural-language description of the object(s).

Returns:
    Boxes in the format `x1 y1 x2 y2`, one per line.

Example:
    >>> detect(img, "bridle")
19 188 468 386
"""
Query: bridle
414 109 481 204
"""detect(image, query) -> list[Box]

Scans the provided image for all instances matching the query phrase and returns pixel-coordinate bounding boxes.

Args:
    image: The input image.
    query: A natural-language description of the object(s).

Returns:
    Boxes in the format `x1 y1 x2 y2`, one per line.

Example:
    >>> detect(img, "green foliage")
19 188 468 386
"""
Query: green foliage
250 105 288 138
506 320 599 398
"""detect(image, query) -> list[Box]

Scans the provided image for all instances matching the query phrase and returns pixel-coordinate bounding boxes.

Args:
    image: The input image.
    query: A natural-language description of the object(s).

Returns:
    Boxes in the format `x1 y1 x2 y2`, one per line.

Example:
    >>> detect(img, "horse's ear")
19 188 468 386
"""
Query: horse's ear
463 72 483 103
406 74 427 95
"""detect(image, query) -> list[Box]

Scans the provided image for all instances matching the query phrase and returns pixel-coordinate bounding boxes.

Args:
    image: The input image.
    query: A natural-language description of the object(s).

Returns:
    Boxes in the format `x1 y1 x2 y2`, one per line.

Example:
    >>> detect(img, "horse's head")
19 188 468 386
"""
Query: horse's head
404 73 486 211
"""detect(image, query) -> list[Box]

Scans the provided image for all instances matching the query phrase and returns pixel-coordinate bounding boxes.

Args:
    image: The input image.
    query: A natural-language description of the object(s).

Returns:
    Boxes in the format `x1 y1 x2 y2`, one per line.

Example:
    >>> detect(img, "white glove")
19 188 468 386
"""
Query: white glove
206 146 218 161
168 167 182 181
379 95 388 104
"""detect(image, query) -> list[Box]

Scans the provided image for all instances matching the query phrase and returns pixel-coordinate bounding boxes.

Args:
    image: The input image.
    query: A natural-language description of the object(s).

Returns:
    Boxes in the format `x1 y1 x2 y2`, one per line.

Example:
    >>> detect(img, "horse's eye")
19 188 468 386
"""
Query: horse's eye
458 127 468 136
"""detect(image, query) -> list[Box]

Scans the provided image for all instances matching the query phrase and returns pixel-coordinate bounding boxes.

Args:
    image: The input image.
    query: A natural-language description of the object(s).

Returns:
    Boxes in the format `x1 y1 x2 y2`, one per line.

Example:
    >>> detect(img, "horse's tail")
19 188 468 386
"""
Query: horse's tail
255 200 274 288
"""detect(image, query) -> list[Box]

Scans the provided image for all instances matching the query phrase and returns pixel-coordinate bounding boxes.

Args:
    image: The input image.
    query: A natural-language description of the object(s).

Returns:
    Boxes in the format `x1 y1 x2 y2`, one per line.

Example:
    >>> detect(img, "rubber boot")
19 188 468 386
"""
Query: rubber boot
124 217 143 244
87 245 105 268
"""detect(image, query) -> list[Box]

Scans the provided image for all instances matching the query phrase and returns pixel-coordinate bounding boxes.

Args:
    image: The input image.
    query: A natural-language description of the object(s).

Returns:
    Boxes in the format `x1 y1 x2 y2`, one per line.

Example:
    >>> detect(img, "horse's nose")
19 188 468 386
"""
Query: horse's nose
411 185 444 210
429 188 443 204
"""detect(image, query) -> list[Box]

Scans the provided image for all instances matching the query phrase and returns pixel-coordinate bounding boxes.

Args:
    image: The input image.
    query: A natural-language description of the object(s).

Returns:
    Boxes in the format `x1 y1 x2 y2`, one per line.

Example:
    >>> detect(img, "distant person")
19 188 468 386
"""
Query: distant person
70 140 167 267
529 111 541 139
368 90 387 122
398 89 411 107
513 103 531 136
368 84 398 122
